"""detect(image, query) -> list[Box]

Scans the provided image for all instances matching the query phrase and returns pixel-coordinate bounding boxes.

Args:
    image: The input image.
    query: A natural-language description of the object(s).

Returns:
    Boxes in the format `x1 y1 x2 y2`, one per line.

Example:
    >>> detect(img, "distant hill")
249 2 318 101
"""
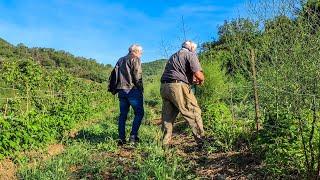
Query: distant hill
142 59 167 77
0 38 112 83
0 37 168 83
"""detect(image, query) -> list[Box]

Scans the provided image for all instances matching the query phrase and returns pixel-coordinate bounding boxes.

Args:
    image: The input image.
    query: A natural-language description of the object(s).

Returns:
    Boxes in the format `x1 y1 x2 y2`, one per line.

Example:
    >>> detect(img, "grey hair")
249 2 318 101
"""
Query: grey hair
182 40 197 51
128 44 143 53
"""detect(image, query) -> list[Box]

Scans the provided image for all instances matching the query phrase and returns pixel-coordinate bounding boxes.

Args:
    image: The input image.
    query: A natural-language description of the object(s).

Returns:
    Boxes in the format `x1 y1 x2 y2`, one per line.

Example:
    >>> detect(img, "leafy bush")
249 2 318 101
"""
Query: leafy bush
0 58 114 159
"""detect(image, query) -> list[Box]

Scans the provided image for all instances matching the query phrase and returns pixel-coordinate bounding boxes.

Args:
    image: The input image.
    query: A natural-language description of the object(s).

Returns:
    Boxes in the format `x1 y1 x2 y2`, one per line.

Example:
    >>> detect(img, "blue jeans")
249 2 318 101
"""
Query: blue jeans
118 89 144 140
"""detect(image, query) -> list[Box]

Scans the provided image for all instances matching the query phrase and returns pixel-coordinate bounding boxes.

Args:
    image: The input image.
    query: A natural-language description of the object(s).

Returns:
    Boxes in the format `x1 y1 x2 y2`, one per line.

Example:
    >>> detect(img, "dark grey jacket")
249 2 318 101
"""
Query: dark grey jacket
115 54 143 91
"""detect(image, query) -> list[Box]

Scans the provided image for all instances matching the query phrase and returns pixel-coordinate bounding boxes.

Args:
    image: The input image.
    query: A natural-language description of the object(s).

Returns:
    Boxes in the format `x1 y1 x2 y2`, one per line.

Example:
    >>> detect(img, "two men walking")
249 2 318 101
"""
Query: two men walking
111 41 205 146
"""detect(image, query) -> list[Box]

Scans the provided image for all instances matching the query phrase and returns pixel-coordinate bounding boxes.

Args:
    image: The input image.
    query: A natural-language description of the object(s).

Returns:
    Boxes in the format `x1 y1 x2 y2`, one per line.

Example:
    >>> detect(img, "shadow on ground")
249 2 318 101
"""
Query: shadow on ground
74 123 118 144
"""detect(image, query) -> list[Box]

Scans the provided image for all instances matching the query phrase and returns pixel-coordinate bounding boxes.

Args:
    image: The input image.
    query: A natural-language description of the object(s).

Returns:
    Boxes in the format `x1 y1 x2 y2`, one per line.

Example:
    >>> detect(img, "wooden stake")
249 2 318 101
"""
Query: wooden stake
250 48 261 132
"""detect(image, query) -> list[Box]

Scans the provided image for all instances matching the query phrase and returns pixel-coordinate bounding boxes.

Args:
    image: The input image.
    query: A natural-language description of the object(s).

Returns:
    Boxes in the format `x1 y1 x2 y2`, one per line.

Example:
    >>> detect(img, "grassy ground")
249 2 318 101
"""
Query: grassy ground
11 109 262 180
1 78 263 179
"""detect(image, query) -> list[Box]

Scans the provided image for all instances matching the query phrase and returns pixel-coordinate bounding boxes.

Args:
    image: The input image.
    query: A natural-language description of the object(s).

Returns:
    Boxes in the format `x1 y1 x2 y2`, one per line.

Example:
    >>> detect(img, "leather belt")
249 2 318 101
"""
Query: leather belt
161 79 186 84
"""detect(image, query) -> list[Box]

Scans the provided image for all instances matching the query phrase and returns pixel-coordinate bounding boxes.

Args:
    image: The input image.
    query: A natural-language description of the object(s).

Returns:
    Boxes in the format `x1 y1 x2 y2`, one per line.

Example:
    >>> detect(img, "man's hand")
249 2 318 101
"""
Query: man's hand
193 76 203 85
193 71 204 85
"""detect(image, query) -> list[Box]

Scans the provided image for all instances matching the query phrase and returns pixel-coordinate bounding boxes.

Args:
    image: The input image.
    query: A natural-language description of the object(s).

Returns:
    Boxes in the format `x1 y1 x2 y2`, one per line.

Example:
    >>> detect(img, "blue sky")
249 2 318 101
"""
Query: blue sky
0 0 249 65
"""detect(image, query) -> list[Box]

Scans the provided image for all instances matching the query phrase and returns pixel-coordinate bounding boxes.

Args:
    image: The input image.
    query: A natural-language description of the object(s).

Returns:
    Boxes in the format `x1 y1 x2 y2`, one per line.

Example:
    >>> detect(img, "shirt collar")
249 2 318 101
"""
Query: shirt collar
181 47 191 52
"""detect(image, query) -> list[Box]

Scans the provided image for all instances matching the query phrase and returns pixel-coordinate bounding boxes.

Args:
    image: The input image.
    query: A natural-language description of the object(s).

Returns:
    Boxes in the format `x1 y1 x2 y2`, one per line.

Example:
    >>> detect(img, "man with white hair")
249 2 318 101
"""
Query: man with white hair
160 40 205 147
115 44 144 146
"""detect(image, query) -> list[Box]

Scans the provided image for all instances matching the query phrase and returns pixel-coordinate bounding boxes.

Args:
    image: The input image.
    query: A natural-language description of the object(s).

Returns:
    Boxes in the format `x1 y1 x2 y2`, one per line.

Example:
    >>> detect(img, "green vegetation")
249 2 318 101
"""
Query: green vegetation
0 39 115 160
142 59 166 121
0 38 112 82
17 117 192 180
0 58 114 159
0 0 320 179
197 0 320 178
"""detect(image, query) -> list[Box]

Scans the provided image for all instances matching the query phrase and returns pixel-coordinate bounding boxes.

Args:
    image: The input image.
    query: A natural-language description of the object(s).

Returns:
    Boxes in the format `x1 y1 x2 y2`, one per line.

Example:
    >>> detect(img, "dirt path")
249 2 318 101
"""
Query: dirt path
171 134 262 179
100 120 264 179
96 133 263 179
97 126 264 179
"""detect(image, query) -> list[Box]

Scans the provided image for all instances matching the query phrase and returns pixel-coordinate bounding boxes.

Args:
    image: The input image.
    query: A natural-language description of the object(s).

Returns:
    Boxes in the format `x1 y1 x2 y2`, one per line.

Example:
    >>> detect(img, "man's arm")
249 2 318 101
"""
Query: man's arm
189 53 205 85
132 58 144 91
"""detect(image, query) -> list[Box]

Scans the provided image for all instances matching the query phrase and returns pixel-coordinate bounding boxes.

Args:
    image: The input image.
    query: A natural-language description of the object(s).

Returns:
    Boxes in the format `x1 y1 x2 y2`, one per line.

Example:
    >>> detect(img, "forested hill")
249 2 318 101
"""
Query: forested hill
142 59 167 77
0 38 168 83
0 38 112 83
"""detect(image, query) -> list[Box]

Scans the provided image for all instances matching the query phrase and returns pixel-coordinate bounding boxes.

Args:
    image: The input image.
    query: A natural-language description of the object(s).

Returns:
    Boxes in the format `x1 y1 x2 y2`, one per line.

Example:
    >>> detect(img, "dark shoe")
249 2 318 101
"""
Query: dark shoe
162 143 174 150
195 137 206 150
196 141 204 150
129 135 140 145
117 139 126 146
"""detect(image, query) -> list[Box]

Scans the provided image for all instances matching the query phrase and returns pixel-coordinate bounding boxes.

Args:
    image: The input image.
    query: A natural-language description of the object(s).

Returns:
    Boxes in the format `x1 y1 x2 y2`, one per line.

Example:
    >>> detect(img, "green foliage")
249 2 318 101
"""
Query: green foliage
203 102 251 151
18 143 93 180
142 59 166 124
198 52 230 102
0 57 114 159
196 0 320 178
217 18 261 76
142 59 167 78
3 1 320 178
18 117 193 179
0 40 112 82
197 56 252 151
253 111 305 175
